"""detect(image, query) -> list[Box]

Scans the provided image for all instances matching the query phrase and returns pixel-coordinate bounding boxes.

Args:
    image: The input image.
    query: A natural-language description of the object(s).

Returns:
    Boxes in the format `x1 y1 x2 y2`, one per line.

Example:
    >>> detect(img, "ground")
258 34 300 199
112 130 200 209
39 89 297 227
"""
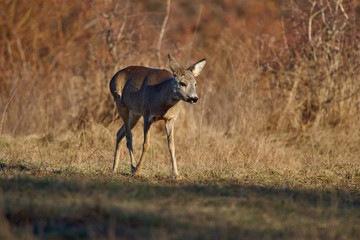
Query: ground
1 129 359 240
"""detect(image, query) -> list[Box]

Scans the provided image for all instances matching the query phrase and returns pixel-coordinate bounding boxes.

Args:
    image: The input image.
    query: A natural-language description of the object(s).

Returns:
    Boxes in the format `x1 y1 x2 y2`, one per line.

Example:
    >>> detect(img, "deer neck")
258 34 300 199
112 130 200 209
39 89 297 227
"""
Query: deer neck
165 78 180 107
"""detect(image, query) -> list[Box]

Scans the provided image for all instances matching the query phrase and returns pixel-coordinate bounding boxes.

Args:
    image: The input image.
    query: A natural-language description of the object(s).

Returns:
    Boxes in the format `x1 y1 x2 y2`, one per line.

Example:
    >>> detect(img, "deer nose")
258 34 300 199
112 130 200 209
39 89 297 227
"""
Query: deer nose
190 96 198 103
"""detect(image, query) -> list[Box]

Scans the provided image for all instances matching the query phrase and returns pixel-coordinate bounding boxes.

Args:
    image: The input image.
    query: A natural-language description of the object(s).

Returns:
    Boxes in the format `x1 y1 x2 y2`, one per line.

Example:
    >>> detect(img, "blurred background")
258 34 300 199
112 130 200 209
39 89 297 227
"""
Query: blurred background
1 0 360 137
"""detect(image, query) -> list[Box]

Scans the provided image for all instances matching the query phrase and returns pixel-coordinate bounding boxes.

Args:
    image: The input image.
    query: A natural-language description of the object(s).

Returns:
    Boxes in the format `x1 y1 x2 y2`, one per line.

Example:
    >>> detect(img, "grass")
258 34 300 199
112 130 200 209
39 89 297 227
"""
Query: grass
2 174 359 240
1 0 360 239
1 129 360 240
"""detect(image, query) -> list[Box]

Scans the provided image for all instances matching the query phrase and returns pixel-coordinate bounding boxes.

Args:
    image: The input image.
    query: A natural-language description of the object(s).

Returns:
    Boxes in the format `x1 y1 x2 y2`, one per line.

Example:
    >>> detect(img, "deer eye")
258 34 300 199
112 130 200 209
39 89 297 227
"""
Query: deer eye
180 82 187 87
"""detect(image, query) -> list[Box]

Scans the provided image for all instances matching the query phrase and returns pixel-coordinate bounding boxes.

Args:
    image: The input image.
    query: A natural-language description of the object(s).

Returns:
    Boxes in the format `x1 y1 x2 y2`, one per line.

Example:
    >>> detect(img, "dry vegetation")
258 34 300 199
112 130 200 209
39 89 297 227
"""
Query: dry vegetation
1 0 360 239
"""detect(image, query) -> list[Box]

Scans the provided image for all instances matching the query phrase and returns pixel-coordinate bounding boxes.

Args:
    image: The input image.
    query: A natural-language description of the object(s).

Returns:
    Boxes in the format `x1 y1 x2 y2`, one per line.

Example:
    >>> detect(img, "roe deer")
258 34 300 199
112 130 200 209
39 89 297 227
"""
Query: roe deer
110 54 206 179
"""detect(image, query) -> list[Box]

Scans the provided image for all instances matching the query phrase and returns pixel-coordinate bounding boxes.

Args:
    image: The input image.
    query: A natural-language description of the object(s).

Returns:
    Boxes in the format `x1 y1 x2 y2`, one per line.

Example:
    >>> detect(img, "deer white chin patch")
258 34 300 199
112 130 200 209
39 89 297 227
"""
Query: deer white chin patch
187 99 196 104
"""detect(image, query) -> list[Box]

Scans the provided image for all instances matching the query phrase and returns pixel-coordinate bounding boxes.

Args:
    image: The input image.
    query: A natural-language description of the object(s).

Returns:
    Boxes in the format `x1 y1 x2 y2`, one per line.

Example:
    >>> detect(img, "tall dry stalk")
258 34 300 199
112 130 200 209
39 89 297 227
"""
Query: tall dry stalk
156 0 171 66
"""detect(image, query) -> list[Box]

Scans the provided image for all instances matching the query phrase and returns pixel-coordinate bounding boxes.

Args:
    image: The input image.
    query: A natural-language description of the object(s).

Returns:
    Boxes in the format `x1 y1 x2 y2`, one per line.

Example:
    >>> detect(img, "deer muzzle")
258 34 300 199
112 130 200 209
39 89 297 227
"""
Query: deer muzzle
188 96 198 104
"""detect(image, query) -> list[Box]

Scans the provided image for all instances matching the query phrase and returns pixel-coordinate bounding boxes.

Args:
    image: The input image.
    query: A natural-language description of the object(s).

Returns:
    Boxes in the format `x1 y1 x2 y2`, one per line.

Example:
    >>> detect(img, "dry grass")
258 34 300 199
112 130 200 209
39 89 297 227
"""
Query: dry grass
1 126 360 239
1 0 360 239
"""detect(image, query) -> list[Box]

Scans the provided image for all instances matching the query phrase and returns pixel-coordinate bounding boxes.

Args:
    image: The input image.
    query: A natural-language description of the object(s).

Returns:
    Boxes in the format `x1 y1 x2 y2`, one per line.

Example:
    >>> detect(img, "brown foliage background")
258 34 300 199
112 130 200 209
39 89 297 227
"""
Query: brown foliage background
1 0 360 136
2 2 360 238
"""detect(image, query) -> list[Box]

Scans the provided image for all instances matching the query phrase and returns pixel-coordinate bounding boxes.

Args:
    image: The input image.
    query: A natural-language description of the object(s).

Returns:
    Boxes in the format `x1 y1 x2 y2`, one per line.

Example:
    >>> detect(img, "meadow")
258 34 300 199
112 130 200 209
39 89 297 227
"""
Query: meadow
1 0 360 239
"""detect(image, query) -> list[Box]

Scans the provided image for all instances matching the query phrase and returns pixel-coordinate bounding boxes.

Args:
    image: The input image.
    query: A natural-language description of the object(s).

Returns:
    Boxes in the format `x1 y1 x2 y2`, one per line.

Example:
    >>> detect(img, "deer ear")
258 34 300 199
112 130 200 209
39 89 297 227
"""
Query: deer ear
168 54 184 76
187 58 206 77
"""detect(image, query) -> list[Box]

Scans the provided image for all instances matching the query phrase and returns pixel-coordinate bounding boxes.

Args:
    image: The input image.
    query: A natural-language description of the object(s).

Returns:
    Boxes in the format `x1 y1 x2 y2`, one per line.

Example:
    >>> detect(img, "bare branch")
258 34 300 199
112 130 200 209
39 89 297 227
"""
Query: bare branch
0 88 17 134
188 4 204 60
308 2 322 45
156 0 171 66
117 0 129 40
319 0 329 28
338 0 349 20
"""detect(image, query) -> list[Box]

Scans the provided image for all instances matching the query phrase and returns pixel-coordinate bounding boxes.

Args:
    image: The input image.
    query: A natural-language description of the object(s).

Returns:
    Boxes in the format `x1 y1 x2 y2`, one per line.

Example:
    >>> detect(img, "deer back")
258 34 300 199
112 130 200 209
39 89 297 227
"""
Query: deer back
110 66 178 117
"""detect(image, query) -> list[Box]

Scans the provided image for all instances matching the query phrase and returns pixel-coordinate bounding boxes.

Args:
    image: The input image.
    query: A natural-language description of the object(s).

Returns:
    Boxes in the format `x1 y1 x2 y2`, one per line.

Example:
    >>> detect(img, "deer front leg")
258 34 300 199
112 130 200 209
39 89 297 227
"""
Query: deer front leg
134 116 152 176
165 118 181 180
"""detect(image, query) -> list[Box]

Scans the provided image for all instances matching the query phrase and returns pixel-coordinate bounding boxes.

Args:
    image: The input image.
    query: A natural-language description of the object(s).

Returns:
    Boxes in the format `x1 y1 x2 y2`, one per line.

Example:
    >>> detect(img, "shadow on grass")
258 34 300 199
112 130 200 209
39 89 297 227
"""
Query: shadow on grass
1 173 360 239
0 163 31 172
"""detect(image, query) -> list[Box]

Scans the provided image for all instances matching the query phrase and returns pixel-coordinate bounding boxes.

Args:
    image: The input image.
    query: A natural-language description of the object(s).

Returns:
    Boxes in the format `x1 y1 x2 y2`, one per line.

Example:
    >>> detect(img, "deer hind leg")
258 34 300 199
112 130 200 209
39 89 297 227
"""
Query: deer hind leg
113 96 127 173
114 99 140 173
134 116 152 176
113 125 126 173
165 118 181 180
123 112 140 174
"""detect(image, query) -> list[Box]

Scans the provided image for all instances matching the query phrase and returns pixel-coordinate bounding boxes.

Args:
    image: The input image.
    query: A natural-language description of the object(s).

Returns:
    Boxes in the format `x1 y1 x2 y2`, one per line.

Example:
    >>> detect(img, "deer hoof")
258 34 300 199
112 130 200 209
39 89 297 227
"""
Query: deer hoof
174 174 182 180
131 165 136 174
132 166 142 177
